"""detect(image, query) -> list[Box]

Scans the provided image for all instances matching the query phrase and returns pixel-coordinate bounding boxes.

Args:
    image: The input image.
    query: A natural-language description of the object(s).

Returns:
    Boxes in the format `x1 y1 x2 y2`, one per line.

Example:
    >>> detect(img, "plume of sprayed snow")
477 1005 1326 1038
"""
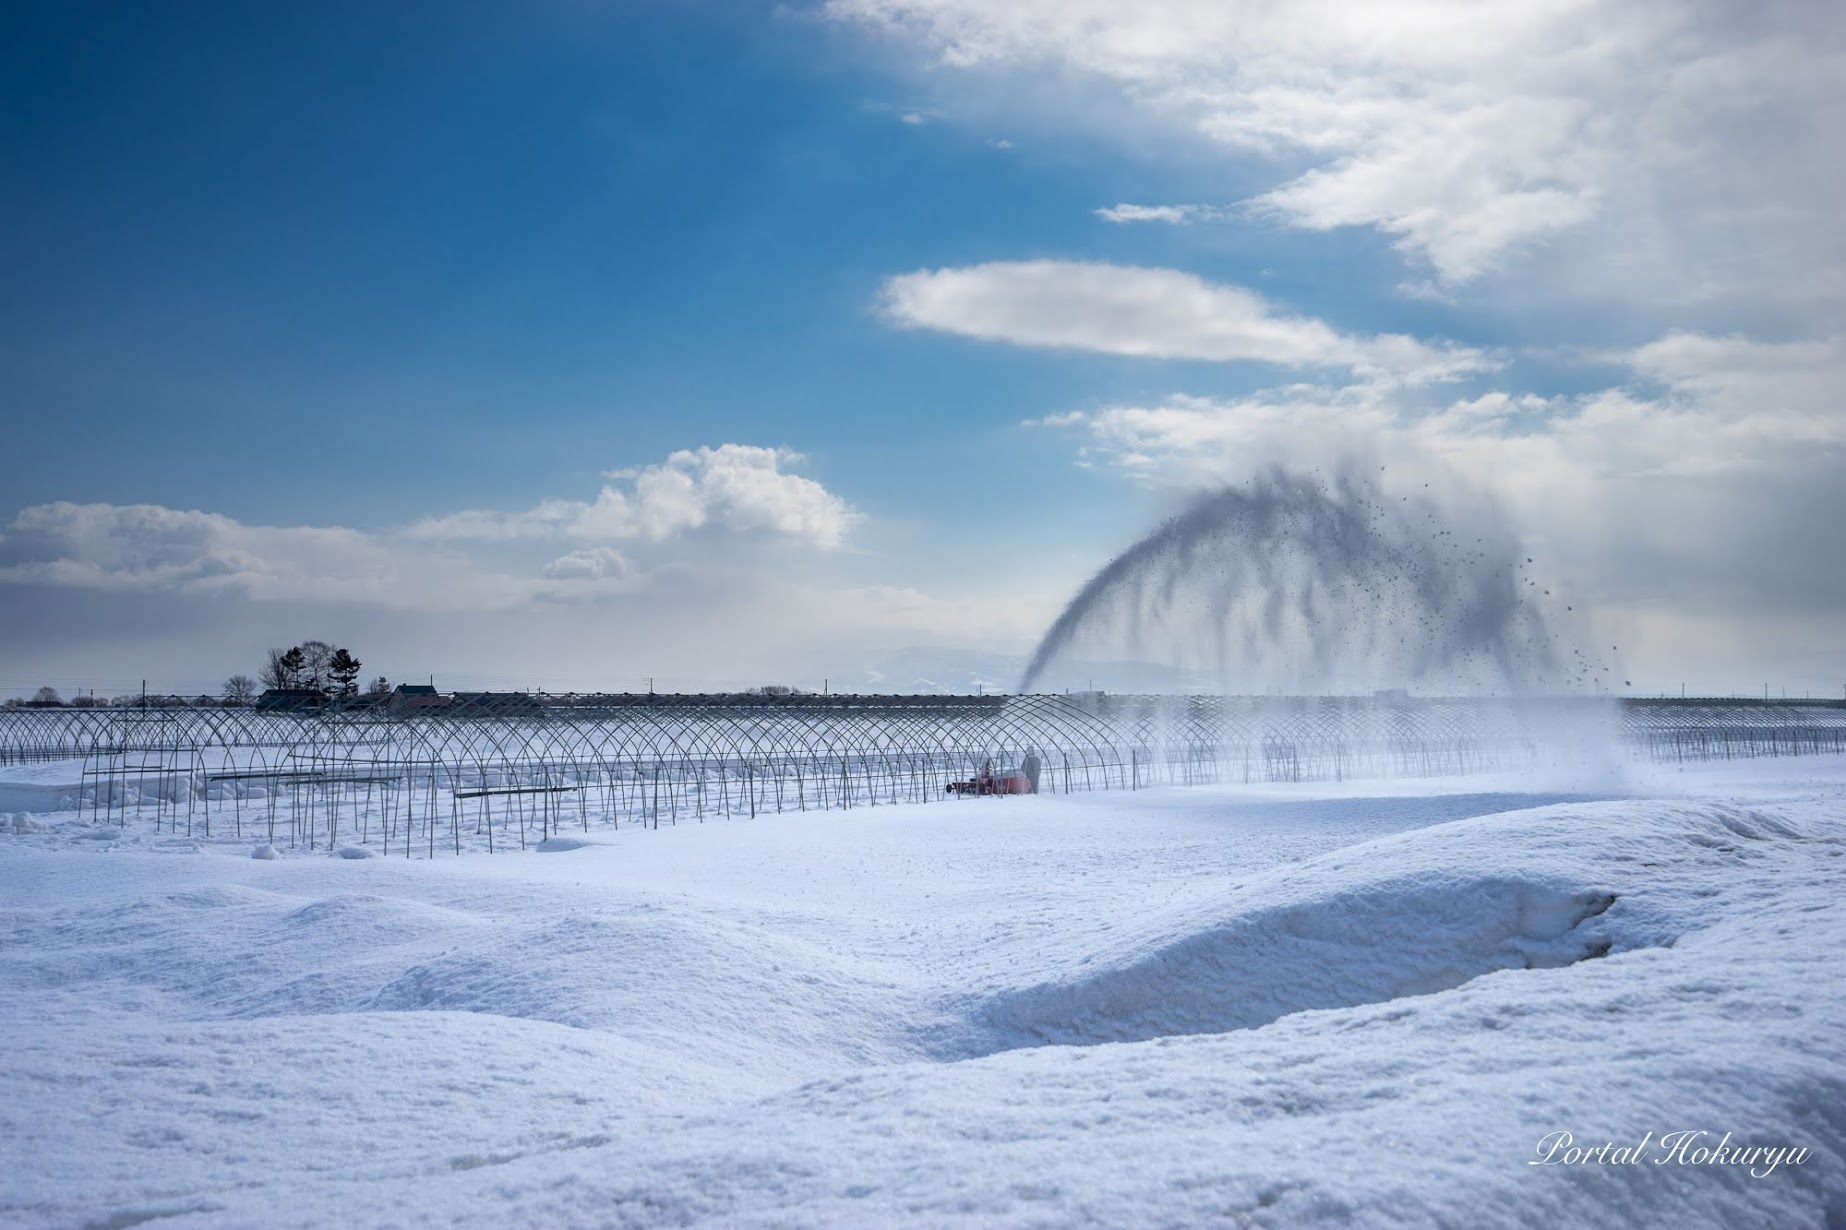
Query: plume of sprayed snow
1021 467 1564 696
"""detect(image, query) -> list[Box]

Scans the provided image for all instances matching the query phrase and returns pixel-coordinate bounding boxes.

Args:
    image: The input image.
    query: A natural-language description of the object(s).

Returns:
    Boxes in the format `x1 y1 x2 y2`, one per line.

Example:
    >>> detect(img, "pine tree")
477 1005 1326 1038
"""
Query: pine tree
328 648 363 698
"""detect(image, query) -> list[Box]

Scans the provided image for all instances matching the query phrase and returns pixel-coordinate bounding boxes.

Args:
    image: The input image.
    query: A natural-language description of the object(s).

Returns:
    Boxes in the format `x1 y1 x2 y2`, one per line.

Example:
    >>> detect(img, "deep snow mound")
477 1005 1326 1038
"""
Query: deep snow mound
359 909 922 1079
958 797 1825 1055
974 875 1617 1051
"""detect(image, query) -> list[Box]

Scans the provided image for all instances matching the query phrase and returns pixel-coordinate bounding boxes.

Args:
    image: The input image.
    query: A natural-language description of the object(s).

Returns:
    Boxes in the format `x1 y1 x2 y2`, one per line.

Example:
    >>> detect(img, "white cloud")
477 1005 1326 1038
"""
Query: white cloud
541 547 631 582
1030 388 1393 486
1094 203 1226 225
0 502 527 611
0 446 862 615
399 501 584 544
880 260 1491 383
1627 332 1840 408
406 444 860 550
831 0 1846 295
827 2 1845 688
0 509 1057 693
1031 333 1846 634
1040 333 1846 488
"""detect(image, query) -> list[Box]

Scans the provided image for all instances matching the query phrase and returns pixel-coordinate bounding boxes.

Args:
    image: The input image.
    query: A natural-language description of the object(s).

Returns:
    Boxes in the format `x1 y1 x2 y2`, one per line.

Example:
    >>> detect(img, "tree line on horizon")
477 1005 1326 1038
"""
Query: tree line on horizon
9 641 388 708
244 639 386 702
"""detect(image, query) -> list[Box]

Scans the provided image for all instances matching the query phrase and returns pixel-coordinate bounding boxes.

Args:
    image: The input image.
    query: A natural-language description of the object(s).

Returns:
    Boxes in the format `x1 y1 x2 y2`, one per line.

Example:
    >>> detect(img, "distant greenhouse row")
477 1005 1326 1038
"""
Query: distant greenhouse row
2 694 1841 856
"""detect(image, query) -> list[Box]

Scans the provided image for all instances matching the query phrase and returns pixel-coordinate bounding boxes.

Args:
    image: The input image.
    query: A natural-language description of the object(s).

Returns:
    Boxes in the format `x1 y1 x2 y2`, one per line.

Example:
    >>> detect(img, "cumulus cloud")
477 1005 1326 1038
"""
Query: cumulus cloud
880 261 1490 383
406 444 860 549
0 445 861 614
831 0 1846 295
0 513 1054 694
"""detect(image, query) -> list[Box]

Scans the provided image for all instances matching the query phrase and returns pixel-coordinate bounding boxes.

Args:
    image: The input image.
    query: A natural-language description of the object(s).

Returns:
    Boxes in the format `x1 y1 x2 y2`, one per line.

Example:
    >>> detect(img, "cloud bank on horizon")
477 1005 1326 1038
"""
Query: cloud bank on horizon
0 0 1839 695
1 445 854 607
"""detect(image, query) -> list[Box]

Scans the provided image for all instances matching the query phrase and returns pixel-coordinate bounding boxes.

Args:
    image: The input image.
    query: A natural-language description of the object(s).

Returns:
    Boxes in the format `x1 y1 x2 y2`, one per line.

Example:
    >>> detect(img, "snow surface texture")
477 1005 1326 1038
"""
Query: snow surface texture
0 761 83 814
2 758 1844 1227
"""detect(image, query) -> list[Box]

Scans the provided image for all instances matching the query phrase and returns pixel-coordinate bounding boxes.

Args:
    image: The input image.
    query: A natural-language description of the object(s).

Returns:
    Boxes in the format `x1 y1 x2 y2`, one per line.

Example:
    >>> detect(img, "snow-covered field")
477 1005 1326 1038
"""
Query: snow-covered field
3 753 1843 1228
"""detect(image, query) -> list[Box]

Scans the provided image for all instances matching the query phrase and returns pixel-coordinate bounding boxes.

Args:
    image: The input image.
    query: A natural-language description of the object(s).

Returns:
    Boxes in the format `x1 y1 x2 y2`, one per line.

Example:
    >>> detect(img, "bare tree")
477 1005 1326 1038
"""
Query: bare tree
223 674 258 705
298 640 335 692
367 675 391 697
260 647 304 691
30 686 62 707
257 641 362 696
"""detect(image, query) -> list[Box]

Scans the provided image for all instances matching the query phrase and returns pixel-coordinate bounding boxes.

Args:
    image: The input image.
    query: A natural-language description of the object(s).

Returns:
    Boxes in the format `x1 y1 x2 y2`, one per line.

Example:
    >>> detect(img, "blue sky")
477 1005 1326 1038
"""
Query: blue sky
3 2 1433 523
2 2 1841 697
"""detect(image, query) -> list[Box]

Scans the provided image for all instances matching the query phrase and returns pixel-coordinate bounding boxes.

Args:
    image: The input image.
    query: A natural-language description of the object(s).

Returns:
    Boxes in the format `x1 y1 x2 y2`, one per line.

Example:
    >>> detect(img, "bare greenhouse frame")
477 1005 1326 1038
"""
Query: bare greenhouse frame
2 693 1840 856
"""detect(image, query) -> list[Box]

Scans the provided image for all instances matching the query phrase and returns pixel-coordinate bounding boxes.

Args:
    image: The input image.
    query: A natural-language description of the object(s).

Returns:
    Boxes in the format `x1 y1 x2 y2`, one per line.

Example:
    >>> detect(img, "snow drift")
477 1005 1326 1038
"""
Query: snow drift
2 760 1844 1228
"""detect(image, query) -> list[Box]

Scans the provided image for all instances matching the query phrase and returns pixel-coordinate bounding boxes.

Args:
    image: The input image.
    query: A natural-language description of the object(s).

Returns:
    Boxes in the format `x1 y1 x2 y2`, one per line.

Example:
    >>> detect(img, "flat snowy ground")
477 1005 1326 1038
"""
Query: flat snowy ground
2 755 1844 1228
